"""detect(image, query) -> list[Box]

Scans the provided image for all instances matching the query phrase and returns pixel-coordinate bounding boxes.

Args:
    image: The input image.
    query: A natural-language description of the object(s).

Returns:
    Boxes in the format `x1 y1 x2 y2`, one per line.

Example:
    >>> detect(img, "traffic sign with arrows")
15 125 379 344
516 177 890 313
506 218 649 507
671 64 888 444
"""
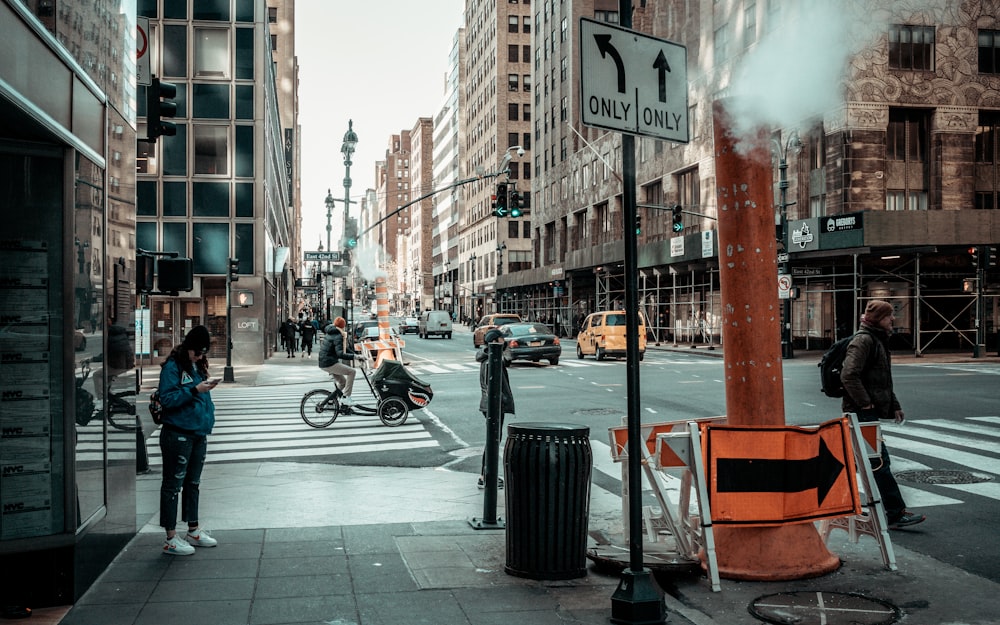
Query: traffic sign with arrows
580 18 689 143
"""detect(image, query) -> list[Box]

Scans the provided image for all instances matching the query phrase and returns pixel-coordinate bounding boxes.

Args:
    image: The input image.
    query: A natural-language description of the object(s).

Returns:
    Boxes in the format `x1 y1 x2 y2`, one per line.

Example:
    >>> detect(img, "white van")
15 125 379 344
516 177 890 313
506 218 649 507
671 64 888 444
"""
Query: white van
419 310 453 339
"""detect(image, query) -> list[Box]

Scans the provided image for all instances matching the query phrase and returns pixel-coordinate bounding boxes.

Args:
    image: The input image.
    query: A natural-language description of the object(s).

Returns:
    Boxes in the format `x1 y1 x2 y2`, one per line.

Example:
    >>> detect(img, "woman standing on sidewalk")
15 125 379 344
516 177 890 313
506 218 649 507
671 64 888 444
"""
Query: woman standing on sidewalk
157 325 220 555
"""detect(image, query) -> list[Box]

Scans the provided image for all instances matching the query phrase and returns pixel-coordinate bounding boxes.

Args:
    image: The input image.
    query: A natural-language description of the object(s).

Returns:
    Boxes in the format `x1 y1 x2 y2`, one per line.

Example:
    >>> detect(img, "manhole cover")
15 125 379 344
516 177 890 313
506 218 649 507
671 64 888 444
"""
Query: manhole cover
749 591 899 625
574 408 621 416
895 469 992 485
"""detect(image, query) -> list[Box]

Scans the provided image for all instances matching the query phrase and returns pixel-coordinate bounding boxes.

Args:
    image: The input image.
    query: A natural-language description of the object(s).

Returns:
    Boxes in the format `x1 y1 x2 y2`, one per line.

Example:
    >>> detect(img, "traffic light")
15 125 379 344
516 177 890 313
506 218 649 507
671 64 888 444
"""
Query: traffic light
228 257 240 282
510 190 524 218
988 245 998 268
146 77 178 142
137 254 155 292
493 182 509 217
635 211 642 235
343 216 358 249
157 257 193 292
671 204 683 233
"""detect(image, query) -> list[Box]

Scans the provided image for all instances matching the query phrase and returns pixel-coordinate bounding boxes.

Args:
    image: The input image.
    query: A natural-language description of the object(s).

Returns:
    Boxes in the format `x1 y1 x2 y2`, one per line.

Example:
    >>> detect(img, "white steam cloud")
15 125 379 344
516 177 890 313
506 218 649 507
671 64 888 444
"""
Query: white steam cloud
725 0 879 140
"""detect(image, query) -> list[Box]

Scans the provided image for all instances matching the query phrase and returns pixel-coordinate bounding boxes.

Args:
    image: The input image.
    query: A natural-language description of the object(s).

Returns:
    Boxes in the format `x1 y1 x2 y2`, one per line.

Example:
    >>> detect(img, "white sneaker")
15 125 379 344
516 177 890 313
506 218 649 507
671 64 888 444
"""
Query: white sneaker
340 395 356 406
163 535 195 556
185 528 218 547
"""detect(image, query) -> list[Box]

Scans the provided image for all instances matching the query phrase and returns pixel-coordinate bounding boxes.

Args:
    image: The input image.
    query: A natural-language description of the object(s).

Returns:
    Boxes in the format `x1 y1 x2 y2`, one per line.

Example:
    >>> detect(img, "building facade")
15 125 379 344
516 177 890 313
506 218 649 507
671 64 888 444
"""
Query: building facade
135 0 298 367
459 0 534 324
1 0 139 606
497 0 1000 355
432 28 467 316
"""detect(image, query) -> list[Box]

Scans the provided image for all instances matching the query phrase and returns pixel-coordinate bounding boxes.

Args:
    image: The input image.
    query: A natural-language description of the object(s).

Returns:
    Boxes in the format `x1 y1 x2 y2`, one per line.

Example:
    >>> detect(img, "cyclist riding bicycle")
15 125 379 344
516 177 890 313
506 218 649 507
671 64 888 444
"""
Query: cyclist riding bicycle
318 317 357 406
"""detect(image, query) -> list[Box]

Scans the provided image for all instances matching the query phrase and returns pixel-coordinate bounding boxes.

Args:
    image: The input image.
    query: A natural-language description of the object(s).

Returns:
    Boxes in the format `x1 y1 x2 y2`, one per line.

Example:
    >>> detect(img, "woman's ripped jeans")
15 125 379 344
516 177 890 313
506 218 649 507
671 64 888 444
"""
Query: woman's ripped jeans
159 427 207 531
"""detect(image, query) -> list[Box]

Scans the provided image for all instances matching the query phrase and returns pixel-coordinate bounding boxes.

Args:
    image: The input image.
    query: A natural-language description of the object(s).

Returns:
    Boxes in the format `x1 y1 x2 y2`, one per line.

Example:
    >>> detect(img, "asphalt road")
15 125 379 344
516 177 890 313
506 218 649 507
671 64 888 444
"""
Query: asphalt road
404 325 1000 585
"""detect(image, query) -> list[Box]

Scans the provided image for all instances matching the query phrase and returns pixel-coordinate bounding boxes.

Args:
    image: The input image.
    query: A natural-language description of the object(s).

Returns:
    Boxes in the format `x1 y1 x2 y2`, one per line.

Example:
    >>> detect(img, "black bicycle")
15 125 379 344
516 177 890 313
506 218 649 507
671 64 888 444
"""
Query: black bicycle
300 359 433 429
75 359 139 432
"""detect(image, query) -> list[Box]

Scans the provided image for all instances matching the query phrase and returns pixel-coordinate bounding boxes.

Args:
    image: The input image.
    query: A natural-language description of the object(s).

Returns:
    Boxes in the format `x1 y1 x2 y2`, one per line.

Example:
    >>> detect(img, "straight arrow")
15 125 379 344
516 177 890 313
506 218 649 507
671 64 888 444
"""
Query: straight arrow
716 438 845 506
653 50 671 102
594 34 626 93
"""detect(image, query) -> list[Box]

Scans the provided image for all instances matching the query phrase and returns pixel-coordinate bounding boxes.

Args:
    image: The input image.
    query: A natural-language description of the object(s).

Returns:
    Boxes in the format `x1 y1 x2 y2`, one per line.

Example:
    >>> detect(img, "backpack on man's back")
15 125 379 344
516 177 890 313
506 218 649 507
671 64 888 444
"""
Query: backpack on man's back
818 335 854 398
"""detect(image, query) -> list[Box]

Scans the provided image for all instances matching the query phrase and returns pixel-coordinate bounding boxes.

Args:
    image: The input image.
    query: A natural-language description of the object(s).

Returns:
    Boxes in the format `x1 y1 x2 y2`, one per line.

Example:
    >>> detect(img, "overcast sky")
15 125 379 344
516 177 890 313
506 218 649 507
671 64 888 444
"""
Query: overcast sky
294 1 465 251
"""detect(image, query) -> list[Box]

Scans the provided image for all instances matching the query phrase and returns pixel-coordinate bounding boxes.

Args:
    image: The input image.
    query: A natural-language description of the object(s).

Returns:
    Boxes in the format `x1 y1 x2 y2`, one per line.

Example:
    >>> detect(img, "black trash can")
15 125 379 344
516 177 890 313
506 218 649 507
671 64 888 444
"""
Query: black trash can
503 422 592 580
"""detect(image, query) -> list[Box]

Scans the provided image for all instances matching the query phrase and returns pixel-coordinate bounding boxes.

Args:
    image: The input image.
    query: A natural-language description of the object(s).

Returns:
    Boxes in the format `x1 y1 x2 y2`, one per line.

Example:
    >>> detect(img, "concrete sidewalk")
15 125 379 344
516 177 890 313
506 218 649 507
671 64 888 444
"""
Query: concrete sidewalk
55 344 1000 625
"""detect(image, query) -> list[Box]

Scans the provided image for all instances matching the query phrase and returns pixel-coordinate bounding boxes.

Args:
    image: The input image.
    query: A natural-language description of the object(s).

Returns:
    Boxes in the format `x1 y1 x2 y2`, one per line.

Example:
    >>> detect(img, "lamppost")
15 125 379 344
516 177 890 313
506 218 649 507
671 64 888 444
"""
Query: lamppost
470 253 477 321
772 130 802 360
341 120 358 328
324 190 334 321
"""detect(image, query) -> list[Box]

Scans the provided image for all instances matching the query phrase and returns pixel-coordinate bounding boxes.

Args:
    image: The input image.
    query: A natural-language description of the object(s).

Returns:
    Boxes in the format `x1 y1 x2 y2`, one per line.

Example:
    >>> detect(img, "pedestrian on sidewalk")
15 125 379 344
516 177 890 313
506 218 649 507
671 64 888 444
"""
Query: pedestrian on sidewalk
156 325 220 556
841 299 925 530
319 317 357 406
300 318 316 358
281 318 297 358
477 328 514 489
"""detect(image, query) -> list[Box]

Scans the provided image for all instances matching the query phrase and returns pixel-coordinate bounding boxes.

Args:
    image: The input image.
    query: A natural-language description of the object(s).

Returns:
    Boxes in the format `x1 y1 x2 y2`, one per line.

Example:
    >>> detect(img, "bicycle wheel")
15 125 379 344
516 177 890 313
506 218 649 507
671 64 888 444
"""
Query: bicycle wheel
377 396 409 427
300 389 340 428
107 395 139 431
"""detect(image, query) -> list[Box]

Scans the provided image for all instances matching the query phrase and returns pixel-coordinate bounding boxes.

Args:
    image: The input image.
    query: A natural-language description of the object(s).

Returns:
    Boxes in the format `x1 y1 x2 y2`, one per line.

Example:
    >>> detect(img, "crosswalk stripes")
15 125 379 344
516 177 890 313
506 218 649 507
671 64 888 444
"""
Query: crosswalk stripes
145 383 440 465
583 416 1000 514
77 403 1000 513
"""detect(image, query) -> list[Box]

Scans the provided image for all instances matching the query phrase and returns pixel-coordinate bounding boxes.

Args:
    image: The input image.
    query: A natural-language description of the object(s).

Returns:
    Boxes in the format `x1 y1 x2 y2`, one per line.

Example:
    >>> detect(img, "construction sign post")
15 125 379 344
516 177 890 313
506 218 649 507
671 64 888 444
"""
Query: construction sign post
705 418 861 526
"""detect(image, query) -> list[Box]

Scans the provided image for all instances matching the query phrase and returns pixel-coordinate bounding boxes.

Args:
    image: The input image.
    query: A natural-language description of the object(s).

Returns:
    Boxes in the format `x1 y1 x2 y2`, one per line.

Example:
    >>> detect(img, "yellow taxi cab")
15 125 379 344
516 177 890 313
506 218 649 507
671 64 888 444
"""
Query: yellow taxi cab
575 310 646 361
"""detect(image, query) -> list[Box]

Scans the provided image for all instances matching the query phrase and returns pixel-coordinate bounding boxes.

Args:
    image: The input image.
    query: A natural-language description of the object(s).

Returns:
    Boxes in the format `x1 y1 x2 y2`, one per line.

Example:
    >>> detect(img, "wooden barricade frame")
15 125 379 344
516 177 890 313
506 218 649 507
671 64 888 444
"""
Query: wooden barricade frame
607 416 725 592
817 414 897 571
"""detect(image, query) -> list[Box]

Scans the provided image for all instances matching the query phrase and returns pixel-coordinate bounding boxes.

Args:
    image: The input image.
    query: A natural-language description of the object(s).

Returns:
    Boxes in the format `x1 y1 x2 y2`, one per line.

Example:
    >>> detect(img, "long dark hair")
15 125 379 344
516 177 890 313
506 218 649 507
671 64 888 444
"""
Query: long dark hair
163 345 210 378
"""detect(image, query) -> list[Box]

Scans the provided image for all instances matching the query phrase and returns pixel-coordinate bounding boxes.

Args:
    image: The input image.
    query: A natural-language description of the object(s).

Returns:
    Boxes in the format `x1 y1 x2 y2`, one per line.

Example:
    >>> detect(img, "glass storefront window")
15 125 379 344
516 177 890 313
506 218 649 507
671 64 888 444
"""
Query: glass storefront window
194 28 230 78
137 222 157 253
235 85 253 120
137 181 157 216
162 124 187 176
162 25 187 77
162 222 187 258
235 0 255 23
163 181 187 216
235 125 253 178
235 182 253 217
193 0 230 21
193 223 230 274
193 125 228 175
192 83 230 119
163 0 185 20
192 182 229 217
235 28 254 80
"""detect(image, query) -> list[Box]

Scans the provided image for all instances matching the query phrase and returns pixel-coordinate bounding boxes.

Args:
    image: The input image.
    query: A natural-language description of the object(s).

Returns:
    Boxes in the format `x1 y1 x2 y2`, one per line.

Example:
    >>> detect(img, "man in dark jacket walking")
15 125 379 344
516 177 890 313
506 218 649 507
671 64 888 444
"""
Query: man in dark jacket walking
841 299 925 530
300 318 316 358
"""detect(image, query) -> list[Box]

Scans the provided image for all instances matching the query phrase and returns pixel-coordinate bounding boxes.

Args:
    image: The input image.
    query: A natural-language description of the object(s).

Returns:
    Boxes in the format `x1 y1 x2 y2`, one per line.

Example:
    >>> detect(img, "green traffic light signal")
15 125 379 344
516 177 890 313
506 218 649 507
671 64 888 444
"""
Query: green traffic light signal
671 204 683 233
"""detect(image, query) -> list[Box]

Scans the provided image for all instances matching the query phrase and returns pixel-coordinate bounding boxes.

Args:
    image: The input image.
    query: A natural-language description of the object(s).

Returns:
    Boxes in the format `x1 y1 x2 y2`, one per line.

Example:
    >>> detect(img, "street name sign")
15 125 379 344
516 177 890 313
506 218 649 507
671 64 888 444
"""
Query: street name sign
304 251 341 262
704 418 861 526
580 18 688 143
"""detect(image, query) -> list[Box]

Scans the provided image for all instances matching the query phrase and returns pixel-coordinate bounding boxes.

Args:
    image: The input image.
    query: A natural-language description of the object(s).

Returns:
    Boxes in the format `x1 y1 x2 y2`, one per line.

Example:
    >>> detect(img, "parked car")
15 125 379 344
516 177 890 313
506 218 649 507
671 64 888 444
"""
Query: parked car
399 316 419 334
497 323 561 365
418 310 453 339
472 313 522 347
576 310 646 360
352 320 380 344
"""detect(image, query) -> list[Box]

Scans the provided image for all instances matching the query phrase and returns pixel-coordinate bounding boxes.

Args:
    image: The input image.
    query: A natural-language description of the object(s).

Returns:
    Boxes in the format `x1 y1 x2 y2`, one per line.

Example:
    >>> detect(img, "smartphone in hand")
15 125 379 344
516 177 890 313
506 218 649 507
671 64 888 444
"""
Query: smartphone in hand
209 378 222 385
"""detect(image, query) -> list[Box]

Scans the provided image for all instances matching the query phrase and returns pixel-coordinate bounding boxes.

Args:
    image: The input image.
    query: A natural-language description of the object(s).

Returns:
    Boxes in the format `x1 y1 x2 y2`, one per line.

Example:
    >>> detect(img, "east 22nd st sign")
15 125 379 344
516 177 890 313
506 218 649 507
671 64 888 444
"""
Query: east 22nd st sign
580 18 689 143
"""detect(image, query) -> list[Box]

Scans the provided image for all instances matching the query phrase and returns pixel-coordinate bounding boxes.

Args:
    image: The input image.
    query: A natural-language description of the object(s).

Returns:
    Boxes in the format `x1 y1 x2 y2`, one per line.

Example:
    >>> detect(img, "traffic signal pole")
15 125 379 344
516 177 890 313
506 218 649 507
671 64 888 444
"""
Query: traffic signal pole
224 257 238 382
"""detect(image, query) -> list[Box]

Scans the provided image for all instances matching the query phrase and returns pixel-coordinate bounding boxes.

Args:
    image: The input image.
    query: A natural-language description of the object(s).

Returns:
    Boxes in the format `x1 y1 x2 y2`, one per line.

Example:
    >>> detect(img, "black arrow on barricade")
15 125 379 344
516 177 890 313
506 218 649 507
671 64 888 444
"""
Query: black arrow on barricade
716 438 845 506
653 50 671 102
594 34 626 93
